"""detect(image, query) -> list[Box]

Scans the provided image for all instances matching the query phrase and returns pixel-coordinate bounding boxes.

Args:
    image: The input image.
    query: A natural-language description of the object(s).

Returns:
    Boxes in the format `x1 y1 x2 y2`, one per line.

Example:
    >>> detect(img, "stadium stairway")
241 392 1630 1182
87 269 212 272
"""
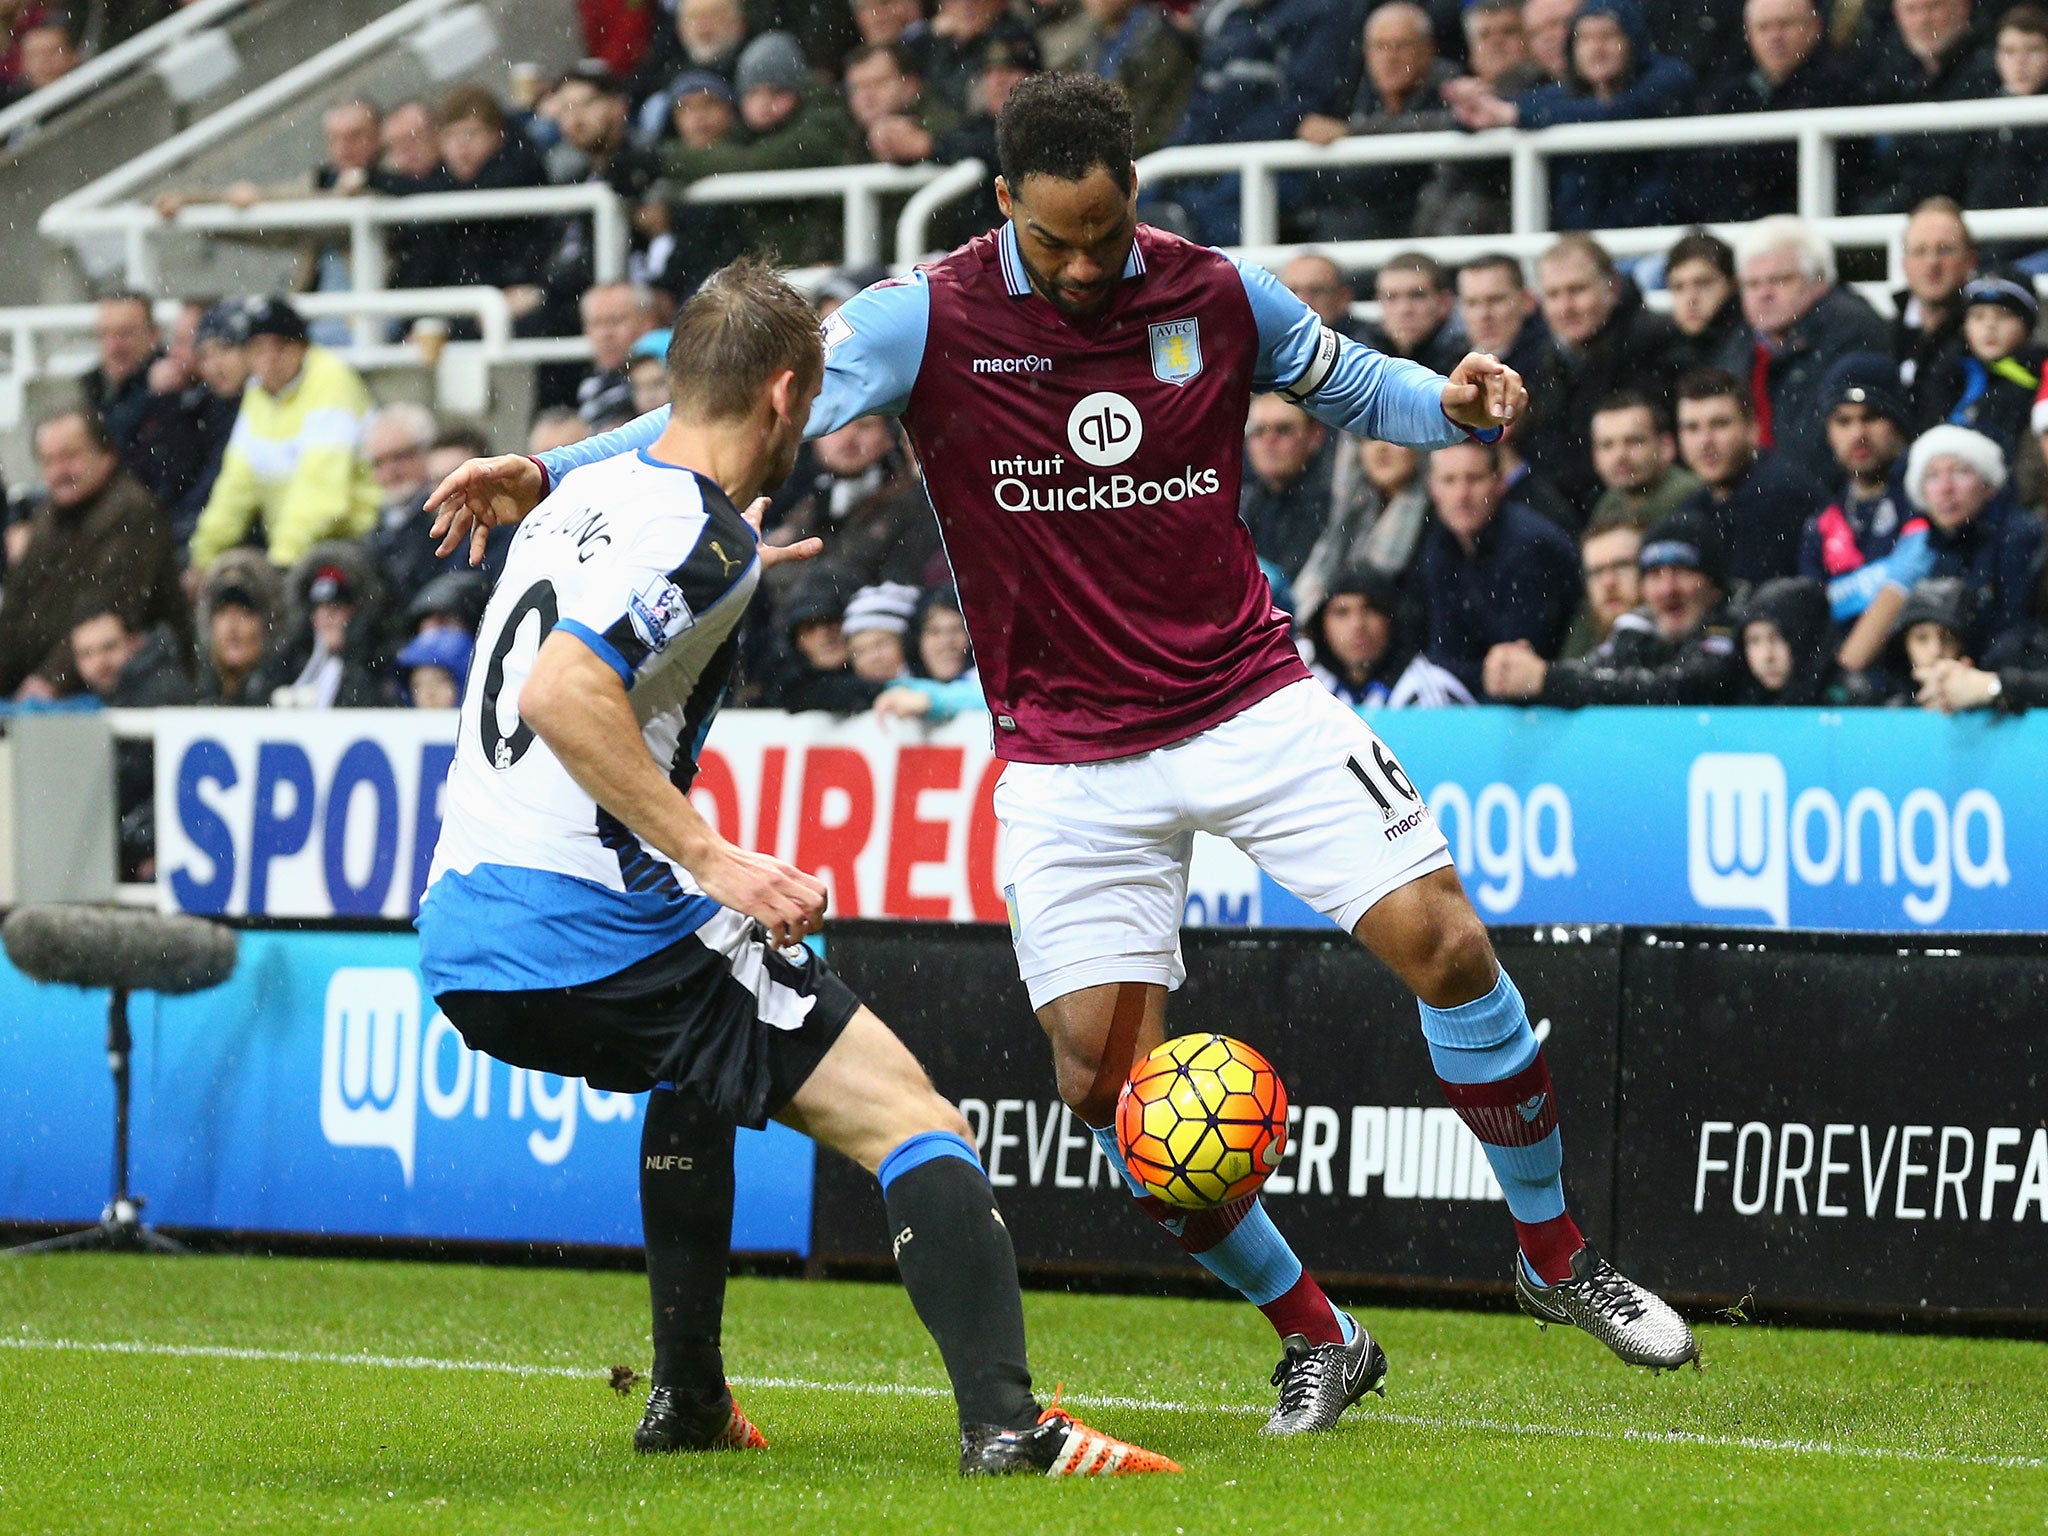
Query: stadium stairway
0 0 583 483
0 0 442 310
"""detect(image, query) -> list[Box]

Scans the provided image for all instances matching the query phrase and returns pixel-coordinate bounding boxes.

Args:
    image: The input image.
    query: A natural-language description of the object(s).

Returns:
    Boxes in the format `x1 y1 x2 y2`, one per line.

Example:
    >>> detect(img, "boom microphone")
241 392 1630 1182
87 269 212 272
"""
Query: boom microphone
3 905 238 995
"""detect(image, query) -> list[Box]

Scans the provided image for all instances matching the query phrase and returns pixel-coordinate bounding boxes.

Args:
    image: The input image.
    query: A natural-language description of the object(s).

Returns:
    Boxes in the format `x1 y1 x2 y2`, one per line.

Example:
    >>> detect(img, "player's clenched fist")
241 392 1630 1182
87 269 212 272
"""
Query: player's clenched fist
428 453 547 566
691 843 829 948
1440 352 1526 432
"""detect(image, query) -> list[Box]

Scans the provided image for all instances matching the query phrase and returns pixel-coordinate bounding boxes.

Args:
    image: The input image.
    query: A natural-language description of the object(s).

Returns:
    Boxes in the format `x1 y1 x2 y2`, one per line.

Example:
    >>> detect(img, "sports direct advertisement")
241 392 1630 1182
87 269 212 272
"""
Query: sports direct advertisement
152 705 2042 930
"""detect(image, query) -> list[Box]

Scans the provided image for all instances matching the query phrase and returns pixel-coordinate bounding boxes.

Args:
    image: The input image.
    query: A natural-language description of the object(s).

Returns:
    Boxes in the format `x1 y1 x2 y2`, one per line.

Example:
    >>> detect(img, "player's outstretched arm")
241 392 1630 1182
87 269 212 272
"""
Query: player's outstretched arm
427 454 546 566
1235 257 1506 448
520 631 827 945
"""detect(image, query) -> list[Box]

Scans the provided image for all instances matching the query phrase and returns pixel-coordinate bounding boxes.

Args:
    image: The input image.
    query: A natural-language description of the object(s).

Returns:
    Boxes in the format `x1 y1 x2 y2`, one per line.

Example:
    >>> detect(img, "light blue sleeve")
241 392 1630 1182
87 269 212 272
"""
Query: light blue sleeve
536 406 669 486
901 672 984 724
806 273 932 437
1232 256 1476 450
534 274 931 486
1826 527 1934 622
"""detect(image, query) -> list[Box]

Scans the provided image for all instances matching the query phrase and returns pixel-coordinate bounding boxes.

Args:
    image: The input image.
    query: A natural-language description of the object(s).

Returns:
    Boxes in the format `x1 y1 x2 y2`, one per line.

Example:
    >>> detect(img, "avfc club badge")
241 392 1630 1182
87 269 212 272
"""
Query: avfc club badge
1149 318 1202 387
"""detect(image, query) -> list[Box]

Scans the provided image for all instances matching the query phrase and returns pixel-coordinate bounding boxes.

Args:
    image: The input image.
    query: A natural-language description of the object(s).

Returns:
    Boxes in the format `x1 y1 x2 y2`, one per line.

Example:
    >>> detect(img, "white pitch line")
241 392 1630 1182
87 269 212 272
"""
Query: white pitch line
0 1334 593 1380
3 1335 2040 1473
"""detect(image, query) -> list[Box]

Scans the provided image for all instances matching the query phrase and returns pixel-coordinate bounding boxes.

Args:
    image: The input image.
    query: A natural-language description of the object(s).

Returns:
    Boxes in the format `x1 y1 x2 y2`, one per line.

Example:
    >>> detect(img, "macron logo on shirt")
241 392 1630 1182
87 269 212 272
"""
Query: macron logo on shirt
972 354 1054 374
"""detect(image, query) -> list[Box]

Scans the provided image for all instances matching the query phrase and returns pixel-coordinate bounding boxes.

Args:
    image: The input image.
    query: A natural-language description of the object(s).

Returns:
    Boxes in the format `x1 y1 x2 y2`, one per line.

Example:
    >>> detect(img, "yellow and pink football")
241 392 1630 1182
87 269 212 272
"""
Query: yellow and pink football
1114 1034 1289 1210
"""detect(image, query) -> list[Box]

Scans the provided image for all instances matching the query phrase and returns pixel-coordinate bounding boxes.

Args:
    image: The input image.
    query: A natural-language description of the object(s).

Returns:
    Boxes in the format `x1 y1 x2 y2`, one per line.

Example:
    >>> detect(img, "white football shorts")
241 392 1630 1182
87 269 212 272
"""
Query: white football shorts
994 678 1453 1010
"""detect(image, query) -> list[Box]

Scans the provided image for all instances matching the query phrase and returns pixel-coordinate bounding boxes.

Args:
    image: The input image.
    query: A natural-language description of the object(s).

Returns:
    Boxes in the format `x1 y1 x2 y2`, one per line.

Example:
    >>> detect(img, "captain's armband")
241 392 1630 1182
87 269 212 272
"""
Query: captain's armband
1276 324 1340 405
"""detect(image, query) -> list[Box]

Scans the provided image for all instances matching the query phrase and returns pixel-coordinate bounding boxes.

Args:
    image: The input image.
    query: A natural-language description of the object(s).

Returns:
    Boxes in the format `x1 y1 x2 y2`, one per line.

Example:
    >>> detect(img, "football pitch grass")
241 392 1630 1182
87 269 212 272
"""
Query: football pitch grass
2 1255 2043 1534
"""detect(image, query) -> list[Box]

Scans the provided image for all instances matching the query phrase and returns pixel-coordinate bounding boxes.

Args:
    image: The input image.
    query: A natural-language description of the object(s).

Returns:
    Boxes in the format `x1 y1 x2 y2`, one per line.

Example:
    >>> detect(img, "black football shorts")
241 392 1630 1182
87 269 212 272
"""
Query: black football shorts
435 907 860 1129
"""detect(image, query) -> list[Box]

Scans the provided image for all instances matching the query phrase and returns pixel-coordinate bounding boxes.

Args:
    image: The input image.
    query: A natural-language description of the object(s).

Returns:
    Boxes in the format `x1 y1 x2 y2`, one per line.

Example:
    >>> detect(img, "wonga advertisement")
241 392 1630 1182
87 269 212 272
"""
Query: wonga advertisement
0 927 814 1250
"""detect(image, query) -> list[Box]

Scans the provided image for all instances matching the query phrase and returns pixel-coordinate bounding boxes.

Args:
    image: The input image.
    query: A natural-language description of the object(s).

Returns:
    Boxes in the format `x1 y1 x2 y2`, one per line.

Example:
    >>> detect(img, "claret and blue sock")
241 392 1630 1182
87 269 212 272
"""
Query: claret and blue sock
1417 967 1586 1286
1089 1124 1355 1347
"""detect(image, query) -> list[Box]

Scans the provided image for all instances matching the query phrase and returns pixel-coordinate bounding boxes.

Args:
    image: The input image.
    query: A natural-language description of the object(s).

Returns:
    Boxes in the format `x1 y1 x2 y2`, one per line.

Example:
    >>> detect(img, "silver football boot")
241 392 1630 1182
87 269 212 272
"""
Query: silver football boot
1514 1245 1700 1371
1261 1312 1388 1434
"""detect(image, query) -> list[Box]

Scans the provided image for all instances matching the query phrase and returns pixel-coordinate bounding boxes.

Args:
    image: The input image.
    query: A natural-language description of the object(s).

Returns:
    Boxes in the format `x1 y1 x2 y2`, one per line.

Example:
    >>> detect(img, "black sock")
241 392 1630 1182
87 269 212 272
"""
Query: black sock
882 1148 1039 1431
639 1087 736 1393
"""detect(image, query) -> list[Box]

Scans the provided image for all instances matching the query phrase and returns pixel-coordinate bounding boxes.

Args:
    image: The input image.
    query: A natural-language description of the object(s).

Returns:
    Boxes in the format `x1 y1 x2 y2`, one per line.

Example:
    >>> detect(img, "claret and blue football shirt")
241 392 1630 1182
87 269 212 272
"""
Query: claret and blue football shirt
540 224 1485 764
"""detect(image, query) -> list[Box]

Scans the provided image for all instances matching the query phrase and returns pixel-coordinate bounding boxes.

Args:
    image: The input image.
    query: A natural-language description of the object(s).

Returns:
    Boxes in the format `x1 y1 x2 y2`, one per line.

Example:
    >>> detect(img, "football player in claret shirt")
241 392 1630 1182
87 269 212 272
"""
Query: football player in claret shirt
430 74 1698 1435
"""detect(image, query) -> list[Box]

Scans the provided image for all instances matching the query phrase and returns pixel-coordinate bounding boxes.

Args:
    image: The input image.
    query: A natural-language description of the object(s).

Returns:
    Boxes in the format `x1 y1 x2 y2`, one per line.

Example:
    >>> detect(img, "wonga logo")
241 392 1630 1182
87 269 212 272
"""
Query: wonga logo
320 966 640 1182
1687 752 2011 925
1066 391 1142 467
1688 753 1788 926
320 967 421 1185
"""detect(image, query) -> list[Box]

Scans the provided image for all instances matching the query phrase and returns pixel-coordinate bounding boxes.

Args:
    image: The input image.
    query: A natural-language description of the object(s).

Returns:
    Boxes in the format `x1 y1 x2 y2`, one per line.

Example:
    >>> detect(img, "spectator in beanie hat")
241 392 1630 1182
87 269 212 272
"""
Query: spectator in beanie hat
1486 505 1743 705
188 296 379 570
385 566 489 659
397 627 474 708
1304 566 1411 711
1903 422 2043 650
257 541 393 708
873 586 986 722
1802 351 1926 626
648 32 855 267
763 570 880 713
1923 266 2046 462
841 579 920 683
1893 575 1976 679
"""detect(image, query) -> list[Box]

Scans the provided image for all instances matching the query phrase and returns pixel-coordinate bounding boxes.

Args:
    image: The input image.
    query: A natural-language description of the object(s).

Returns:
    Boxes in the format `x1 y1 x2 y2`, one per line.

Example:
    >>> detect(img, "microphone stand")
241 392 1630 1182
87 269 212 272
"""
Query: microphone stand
7 986 189 1257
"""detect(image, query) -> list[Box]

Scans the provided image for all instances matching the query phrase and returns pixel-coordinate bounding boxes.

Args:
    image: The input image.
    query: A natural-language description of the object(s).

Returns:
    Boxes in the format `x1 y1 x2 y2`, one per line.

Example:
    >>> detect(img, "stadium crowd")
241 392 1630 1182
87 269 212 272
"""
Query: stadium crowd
3 0 2048 799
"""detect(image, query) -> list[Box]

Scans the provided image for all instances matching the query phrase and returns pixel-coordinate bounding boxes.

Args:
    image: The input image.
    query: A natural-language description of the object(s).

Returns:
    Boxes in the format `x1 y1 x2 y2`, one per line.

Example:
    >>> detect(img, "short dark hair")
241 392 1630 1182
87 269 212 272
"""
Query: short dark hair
1539 232 1617 282
436 84 504 131
1377 251 1451 293
996 73 1133 196
844 40 916 76
1666 228 1735 282
69 597 132 634
1459 253 1525 291
37 407 115 454
1674 367 1754 419
2001 4 2048 41
666 256 825 421
434 423 492 458
1591 388 1669 433
1434 434 1503 471
1581 508 1644 546
99 290 155 325
1466 0 1522 24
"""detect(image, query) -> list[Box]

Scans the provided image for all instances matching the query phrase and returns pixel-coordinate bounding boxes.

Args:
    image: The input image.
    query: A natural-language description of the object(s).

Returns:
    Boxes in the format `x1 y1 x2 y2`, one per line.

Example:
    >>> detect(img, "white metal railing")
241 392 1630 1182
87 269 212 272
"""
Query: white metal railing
893 157 986 269
893 92 2048 259
0 0 260 148
0 286 591 427
46 182 629 297
1231 205 2048 303
38 0 477 235
678 160 953 270
46 162 951 298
